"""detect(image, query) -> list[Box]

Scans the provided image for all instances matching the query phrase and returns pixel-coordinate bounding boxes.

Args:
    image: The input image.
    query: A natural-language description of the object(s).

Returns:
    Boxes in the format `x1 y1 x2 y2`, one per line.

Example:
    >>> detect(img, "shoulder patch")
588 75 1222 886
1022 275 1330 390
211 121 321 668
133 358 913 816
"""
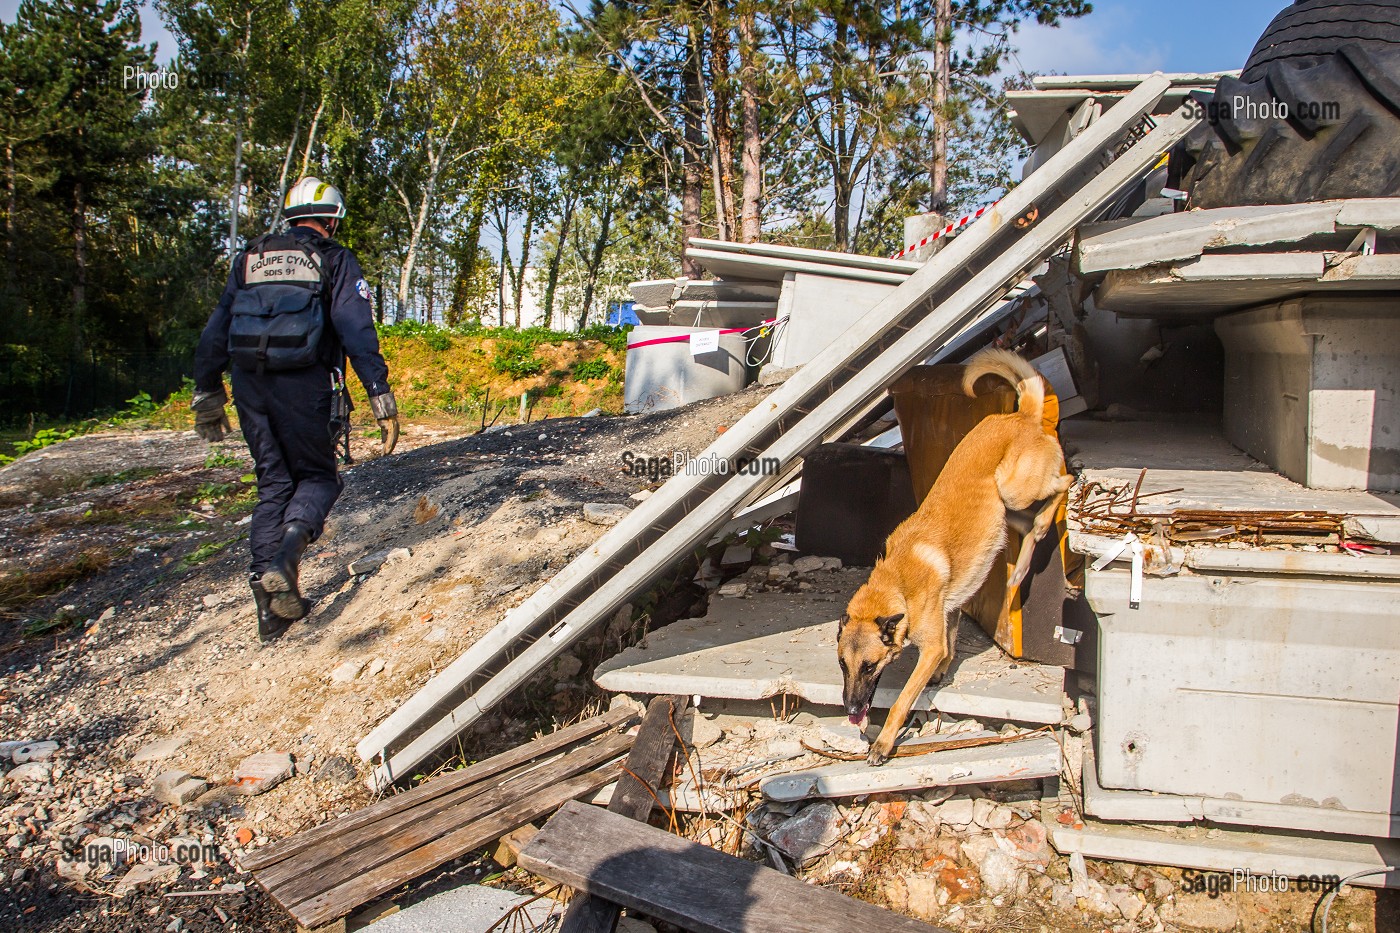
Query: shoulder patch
356 278 371 301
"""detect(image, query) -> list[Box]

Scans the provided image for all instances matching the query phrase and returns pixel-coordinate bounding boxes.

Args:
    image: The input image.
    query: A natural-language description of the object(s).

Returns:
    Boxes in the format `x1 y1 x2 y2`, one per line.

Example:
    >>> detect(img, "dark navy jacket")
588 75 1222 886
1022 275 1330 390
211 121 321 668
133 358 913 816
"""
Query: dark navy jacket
194 225 391 398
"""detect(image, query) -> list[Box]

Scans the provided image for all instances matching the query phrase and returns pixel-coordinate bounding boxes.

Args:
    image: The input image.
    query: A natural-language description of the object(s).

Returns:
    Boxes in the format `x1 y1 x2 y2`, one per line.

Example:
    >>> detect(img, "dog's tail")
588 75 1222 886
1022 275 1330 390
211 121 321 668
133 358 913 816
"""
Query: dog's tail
962 347 1044 424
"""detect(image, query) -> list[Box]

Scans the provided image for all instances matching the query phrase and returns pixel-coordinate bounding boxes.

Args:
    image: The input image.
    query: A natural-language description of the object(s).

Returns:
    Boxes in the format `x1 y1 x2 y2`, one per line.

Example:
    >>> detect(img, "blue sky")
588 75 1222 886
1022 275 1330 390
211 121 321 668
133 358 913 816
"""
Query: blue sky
3 0 1285 74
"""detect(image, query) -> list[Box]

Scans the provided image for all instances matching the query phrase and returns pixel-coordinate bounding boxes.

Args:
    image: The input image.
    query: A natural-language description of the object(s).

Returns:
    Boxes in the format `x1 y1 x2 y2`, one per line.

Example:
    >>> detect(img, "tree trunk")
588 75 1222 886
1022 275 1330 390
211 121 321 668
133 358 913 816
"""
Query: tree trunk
397 144 445 322
497 208 509 327
449 197 486 327
375 279 385 324
681 28 706 277
71 178 88 357
929 0 951 215
513 198 536 328
709 3 736 240
300 95 326 179
578 200 614 331
737 7 762 243
229 120 243 257
542 193 575 329
271 93 304 228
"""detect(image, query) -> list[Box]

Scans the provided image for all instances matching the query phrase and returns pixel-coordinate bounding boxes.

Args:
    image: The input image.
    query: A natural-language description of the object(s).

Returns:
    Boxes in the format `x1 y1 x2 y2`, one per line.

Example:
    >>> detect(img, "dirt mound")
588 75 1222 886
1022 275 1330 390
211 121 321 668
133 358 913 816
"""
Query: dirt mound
0 387 768 930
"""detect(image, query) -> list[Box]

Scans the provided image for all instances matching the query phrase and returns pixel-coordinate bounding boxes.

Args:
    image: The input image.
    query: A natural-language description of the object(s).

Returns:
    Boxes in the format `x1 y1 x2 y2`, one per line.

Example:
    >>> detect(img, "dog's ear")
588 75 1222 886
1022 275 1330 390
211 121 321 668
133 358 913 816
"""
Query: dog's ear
875 613 905 646
837 613 849 636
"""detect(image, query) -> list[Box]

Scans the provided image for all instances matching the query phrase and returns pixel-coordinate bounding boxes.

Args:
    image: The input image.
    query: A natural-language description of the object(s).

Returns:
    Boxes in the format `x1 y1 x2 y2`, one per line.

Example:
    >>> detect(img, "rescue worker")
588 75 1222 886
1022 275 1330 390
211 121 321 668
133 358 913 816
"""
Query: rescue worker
191 177 399 642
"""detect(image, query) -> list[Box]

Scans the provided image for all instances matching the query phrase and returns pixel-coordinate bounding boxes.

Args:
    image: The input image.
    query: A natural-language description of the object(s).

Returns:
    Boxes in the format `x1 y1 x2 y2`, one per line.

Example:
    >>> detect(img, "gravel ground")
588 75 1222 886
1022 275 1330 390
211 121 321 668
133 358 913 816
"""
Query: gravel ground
0 387 769 931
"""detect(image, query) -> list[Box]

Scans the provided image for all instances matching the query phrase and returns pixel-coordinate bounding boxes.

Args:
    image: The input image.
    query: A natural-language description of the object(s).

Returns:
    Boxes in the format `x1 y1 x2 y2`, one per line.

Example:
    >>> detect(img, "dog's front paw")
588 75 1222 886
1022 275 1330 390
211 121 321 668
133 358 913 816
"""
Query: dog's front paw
866 743 892 767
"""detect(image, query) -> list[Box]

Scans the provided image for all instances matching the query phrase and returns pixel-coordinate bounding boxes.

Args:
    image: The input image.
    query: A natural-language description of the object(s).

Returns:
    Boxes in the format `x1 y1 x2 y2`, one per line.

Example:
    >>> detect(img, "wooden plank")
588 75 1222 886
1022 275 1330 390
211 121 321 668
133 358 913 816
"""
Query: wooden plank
260 731 633 908
288 765 623 929
241 707 634 873
521 802 947 933
559 695 685 933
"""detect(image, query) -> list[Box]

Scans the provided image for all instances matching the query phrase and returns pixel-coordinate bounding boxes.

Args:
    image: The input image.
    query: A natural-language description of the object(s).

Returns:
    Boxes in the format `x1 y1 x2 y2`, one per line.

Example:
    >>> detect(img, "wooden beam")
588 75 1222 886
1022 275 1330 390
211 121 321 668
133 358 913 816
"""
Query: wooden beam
521 801 948 933
242 707 635 873
288 765 625 930
260 731 633 910
559 695 686 933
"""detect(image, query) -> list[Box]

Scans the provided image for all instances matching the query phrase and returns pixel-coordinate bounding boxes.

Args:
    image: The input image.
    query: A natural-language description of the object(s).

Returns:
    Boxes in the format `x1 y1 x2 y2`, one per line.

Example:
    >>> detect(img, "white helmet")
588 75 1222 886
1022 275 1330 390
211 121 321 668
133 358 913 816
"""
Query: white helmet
284 177 347 221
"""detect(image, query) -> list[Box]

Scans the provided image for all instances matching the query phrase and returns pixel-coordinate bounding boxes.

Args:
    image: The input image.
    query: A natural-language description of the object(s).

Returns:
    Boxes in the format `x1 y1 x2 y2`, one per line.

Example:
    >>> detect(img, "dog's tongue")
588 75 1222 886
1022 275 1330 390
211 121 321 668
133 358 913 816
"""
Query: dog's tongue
848 711 867 726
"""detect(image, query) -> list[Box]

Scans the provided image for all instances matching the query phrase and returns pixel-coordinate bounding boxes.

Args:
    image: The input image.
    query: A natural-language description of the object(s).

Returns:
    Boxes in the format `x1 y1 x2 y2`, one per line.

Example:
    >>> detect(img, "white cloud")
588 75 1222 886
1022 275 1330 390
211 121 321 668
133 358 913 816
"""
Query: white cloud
1006 8 1169 78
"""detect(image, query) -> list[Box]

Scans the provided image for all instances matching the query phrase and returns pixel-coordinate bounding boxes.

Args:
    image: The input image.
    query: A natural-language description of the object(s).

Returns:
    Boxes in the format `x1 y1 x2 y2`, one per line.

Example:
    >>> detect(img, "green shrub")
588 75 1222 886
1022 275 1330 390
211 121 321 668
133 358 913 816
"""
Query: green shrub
490 341 544 378
571 358 611 381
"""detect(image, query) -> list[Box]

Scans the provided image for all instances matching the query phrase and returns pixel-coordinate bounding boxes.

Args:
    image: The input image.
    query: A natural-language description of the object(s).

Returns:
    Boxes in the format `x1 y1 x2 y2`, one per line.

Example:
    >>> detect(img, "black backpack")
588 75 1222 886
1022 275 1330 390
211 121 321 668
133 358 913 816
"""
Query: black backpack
227 233 329 373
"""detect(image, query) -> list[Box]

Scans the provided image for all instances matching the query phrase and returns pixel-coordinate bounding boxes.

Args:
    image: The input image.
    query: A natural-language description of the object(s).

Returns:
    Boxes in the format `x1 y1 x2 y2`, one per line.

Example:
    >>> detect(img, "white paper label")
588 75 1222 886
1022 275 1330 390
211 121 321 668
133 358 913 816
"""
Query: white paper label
690 330 721 356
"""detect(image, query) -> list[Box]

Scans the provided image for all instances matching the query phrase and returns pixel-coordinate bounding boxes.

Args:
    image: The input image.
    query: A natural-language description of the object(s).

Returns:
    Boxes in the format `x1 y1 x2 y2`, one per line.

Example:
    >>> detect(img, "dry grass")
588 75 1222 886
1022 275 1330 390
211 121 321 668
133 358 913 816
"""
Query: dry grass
0 548 112 617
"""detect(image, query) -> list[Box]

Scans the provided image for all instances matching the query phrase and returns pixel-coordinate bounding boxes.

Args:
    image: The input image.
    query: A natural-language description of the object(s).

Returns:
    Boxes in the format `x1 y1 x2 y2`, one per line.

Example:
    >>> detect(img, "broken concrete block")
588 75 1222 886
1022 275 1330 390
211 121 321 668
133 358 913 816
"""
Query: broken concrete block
680 710 723 749
4 762 52 785
792 556 826 574
822 557 844 571
1107 884 1145 923
547 654 582 680
153 771 209 806
720 545 754 569
366 657 387 677
314 756 358 785
715 582 748 598
996 819 1050 866
975 848 1023 897
114 861 180 896
11 741 58 764
938 796 975 829
348 549 392 575
768 802 845 865
766 564 795 581
230 752 294 796
492 824 538 868
583 503 630 526
329 660 364 684
131 736 188 763
813 723 867 756
973 798 1014 830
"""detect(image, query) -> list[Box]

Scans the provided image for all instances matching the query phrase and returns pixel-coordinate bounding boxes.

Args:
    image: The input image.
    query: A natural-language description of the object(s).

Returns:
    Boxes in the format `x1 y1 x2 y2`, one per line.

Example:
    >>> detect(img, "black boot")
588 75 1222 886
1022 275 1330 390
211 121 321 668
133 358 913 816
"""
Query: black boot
250 574 292 643
260 521 312 621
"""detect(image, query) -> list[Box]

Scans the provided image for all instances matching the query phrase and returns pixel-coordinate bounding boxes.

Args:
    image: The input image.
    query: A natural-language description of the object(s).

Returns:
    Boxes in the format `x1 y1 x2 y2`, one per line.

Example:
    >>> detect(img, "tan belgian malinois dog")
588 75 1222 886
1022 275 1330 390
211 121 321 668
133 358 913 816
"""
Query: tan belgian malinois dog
838 348 1073 765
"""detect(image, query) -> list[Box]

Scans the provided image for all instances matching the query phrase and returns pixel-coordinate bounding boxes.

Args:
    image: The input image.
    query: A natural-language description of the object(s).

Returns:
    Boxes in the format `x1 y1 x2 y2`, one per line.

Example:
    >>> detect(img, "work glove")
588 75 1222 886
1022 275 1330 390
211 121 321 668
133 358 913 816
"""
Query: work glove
191 389 231 443
369 390 399 456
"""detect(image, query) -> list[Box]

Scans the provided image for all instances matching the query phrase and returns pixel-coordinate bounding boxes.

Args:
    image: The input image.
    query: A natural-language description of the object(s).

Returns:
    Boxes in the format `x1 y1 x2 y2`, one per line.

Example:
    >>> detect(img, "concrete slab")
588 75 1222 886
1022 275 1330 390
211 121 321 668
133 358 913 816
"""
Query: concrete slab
1095 252 1400 318
1061 420 1400 542
363 884 557 932
688 238 920 276
593 569 1065 724
686 249 912 286
772 274 896 369
760 734 1060 802
1082 746 1398 837
1049 810 1400 890
1076 199 1400 274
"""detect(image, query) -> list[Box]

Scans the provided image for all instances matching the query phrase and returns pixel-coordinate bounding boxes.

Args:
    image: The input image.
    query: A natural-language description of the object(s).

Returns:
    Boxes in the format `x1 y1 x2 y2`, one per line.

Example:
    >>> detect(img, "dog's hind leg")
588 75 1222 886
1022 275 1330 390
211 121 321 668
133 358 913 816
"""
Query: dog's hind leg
932 608 960 682
1005 476 1074 597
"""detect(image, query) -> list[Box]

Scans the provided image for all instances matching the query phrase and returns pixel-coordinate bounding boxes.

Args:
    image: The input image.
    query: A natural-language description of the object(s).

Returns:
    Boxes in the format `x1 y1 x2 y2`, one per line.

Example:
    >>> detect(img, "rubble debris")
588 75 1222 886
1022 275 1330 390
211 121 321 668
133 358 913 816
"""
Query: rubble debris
131 735 189 763
583 502 631 526
153 770 209 806
230 752 294 796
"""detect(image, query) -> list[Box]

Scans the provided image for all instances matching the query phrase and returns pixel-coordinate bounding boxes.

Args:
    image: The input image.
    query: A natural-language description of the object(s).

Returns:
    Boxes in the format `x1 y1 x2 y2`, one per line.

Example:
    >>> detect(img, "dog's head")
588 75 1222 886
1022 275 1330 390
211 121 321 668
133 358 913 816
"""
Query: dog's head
837 582 908 725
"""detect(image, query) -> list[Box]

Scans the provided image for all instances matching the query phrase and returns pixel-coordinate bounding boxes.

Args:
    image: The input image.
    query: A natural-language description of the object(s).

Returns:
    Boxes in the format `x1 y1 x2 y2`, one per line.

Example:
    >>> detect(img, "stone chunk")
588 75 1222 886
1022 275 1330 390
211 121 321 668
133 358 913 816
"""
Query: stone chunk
937 796 975 829
230 752 294 796
329 660 364 684
583 503 631 526
11 740 59 764
4 762 52 785
153 770 208 806
348 548 392 575
769 802 845 864
314 755 358 785
792 556 826 574
114 861 180 896
131 736 188 764
716 582 748 598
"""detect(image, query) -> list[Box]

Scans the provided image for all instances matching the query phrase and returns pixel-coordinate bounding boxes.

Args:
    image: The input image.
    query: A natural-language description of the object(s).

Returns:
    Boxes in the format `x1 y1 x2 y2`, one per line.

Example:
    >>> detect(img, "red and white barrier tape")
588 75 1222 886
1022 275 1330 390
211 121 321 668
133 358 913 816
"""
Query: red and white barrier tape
889 202 999 260
627 318 780 350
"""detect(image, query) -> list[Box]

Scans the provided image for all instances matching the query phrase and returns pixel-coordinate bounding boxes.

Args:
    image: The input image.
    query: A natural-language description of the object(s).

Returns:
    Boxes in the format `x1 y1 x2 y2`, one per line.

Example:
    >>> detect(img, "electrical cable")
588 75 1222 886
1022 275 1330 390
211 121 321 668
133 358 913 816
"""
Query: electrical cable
1316 866 1397 933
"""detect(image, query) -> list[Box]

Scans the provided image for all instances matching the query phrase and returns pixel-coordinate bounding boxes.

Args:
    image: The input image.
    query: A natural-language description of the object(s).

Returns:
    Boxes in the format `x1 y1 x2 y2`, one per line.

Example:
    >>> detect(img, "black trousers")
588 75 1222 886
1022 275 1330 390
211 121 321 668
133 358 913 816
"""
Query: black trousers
231 366 343 574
